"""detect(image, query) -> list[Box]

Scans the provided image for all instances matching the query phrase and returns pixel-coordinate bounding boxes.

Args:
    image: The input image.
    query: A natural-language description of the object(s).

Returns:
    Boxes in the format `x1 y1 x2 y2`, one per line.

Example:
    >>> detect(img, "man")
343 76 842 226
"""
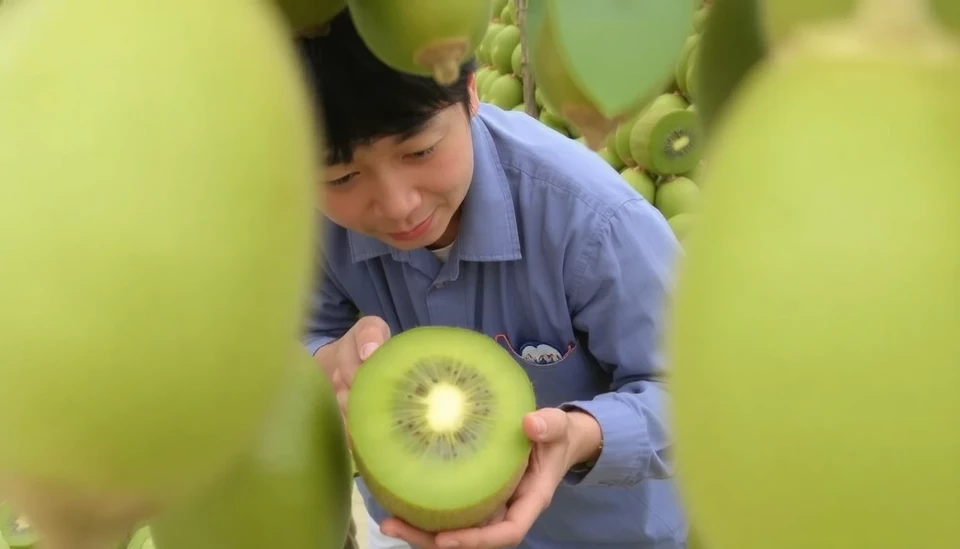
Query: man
299 9 686 549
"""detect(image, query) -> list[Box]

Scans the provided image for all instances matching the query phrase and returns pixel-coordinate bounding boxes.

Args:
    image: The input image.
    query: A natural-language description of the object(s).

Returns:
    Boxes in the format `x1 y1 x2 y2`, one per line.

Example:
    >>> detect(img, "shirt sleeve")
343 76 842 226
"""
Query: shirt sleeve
301 253 359 355
561 197 681 488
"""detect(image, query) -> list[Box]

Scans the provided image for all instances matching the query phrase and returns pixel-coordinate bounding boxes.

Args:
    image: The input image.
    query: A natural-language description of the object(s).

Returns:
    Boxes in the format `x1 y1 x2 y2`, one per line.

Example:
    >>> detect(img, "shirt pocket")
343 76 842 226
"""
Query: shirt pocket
493 334 609 408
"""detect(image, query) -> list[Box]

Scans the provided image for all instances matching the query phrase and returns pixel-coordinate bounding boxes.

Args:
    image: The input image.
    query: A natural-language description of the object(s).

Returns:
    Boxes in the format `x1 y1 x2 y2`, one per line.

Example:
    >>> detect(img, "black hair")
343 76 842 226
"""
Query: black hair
295 9 477 165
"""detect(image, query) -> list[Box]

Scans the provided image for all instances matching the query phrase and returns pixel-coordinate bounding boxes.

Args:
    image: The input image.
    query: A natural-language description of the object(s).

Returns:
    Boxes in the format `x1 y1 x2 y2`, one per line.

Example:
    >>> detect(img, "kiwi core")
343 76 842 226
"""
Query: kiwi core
425 384 467 432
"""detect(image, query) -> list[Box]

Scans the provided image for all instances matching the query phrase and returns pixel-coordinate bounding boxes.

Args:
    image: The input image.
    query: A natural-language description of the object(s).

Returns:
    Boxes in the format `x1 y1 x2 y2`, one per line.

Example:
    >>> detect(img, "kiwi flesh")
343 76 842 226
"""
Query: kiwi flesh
0 504 37 548
347 326 536 532
629 93 702 175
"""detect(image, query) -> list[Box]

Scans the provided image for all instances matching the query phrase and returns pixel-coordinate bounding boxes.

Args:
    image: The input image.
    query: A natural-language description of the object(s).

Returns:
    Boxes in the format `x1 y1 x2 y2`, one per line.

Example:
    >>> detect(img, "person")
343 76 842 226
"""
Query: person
297 9 686 549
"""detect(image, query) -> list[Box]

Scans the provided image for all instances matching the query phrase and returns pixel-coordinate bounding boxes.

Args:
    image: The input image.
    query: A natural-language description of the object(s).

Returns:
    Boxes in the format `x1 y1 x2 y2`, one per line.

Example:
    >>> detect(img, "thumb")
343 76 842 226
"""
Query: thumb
350 315 391 362
523 408 570 443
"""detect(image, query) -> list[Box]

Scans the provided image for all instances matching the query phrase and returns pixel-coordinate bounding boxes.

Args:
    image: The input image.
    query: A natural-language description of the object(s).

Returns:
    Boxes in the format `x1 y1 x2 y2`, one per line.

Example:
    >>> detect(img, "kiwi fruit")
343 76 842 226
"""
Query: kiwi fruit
490 24 521 75
695 0 767 136
656 176 701 219
510 43 522 76
528 7 647 150
613 114 641 167
620 167 657 203
125 527 153 549
539 108 571 136
598 146 625 170
667 212 697 243
477 22 505 65
674 34 701 96
347 326 536 532
274 0 346 35
629 93 702 175
485 74 523 110
0 504 37 548
347 0 494 84
149 350 353 549
669 8 960 549
478 68 502 99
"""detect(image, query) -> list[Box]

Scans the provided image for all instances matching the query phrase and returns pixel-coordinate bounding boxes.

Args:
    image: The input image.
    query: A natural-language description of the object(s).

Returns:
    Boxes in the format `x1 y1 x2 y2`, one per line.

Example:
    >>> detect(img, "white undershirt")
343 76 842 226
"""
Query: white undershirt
429 241 455 263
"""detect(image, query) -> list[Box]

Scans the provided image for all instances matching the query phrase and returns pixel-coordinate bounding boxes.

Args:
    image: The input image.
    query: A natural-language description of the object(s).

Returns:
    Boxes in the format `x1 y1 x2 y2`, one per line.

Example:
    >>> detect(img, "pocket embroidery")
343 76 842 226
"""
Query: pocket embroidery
494 334 576 365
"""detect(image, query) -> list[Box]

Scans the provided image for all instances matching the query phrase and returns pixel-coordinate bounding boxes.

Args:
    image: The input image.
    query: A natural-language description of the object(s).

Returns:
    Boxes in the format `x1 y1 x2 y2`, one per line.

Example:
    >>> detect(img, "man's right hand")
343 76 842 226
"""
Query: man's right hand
317 315 392 419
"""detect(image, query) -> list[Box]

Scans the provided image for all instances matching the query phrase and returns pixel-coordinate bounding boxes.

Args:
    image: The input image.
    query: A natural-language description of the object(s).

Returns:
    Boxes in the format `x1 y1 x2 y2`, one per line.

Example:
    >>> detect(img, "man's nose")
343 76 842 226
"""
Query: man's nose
372 179 421 221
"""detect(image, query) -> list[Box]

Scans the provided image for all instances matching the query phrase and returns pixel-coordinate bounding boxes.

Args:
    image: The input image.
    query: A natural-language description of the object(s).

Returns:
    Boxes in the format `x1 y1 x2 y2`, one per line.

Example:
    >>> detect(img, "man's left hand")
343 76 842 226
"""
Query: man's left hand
379 407 602 549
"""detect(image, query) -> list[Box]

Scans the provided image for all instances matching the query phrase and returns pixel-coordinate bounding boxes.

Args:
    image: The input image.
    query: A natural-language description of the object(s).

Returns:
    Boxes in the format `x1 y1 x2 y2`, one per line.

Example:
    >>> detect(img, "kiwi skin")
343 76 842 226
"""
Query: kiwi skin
348 326 536 532
353 451 526 532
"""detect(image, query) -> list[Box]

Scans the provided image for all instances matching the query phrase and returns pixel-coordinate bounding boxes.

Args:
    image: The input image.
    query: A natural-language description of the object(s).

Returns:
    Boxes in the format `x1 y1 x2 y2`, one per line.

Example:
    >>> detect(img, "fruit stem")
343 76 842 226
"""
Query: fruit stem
432 60 461 86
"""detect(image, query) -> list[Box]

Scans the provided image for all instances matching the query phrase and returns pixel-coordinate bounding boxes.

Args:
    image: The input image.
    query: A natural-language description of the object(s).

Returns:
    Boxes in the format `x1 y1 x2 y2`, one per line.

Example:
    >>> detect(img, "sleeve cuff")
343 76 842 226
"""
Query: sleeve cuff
560 399 649 488
304 335 337 357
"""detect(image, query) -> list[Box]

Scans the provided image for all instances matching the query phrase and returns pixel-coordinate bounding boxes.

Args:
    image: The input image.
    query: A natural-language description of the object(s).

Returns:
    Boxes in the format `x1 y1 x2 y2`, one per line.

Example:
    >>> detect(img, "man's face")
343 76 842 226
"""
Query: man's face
319 78 480 251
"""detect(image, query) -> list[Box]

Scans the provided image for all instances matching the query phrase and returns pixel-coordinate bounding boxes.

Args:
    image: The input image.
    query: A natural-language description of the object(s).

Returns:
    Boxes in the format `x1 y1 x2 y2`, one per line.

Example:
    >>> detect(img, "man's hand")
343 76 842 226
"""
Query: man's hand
315 315 391 418
380 408 604 549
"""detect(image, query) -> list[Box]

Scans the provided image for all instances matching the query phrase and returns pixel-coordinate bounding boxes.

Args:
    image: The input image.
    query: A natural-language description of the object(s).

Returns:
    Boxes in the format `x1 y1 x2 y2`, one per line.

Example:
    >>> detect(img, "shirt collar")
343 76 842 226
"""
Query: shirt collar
347 111 522 264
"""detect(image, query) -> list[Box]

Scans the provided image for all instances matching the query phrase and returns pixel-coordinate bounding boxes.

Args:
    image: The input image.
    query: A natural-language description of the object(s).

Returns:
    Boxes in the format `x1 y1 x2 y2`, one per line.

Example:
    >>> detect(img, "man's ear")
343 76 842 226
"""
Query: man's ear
467 72 480 115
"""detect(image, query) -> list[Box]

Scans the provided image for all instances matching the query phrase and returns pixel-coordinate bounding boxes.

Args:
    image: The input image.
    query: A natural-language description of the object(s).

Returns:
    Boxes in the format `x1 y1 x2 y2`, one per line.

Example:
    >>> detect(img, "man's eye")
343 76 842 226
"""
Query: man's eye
409 145 436 159
328 173 356 186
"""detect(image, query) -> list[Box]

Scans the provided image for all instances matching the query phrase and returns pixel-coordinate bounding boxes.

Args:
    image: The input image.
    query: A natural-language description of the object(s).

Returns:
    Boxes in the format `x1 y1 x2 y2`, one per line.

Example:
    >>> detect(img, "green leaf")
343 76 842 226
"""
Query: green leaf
549 0 695 117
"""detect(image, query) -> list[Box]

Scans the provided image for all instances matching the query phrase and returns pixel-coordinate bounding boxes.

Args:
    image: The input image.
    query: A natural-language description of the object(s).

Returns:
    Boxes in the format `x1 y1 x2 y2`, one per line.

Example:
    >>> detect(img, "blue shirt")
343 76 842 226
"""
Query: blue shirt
303 104 687 549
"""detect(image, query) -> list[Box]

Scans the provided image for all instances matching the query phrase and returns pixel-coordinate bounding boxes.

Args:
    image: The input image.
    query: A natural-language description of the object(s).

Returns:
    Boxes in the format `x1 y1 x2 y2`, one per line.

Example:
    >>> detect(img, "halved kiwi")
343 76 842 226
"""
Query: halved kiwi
126 526 154 549
629 93 701 175
0 503 37 548
347 326 536 532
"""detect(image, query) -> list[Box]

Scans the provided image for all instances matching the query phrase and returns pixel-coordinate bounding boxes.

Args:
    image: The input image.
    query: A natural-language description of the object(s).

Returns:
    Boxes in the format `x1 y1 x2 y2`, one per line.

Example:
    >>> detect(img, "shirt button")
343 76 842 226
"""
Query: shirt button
435 282 446 289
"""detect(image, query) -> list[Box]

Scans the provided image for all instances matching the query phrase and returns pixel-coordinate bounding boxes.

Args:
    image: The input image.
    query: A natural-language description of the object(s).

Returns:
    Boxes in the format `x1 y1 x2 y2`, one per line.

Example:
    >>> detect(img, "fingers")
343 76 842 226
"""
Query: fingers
434 488 549 549
341 316 392 386
522 408 570 443
380 517 438 549
481 505 507 526
352 316 392 360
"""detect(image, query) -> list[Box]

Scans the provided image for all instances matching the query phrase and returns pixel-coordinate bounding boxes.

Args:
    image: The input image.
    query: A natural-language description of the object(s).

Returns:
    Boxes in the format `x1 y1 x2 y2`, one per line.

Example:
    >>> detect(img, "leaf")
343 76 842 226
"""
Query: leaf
549 0 695 117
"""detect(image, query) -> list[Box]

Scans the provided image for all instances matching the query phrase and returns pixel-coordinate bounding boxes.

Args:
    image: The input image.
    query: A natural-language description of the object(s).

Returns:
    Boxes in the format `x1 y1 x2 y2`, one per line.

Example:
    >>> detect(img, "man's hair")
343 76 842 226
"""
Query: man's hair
296 10 477 165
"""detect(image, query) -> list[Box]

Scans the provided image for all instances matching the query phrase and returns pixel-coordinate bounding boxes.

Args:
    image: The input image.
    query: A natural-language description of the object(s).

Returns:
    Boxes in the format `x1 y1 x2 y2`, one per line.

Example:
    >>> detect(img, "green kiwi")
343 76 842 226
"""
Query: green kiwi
629 93 701 175
539 108 571 136
126 526 154 549
614 114 641 167
695 0 766 136
599 147 625 171
0 504 37 548
478 68 502 99
510 43 522 76
620 167 657 203
347 326 536 532
668 212 697 244
674 34 701 96
656 176 701 219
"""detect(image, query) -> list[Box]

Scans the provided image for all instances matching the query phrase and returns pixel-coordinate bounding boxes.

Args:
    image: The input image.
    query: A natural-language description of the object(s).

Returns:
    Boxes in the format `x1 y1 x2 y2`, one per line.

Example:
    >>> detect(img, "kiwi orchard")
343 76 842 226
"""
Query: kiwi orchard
0 0 959 549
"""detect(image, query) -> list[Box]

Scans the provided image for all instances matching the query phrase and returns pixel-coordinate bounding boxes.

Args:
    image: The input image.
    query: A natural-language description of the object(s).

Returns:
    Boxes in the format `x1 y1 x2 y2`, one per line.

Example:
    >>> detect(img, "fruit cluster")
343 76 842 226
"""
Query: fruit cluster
477 1 710 245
